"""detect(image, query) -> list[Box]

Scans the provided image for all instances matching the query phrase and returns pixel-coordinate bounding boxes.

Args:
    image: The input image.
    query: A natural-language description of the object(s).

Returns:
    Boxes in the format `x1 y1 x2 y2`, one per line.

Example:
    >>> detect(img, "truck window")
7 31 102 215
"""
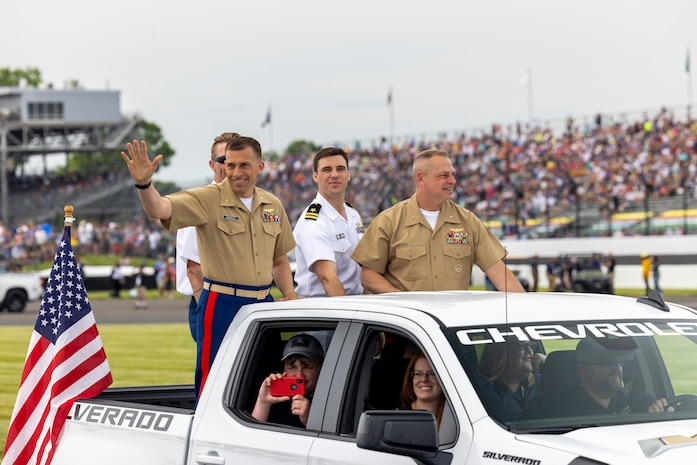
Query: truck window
336 327 455 445
228 322 338 431
446 319 697 432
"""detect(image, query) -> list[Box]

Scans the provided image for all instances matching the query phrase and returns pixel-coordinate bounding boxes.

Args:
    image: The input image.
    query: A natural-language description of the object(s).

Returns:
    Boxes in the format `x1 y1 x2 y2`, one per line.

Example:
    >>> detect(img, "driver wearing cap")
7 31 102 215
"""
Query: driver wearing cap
252 334 325 428
526 337 671 418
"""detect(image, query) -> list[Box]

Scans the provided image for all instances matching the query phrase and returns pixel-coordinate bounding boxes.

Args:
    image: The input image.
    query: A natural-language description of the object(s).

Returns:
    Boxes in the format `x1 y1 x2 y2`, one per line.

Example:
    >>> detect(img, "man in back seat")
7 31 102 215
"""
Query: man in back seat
251 334 324 428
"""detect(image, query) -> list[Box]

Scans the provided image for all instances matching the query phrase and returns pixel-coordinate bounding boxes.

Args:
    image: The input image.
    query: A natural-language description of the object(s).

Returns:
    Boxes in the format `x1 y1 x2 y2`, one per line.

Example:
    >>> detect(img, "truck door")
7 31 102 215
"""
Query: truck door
307 320 467 465
189 317 349 465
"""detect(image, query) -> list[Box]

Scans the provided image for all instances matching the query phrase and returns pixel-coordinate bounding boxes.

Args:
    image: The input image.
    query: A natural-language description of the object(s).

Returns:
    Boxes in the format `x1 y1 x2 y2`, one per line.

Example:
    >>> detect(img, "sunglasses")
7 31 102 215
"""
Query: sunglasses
509 341 535 353
213 155 226 164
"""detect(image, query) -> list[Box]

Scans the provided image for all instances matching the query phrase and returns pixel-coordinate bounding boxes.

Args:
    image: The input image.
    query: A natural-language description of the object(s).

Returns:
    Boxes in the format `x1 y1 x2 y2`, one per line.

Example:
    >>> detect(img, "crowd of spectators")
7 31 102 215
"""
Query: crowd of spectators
2 107 697 270
262 107 697 235
0 217 174 271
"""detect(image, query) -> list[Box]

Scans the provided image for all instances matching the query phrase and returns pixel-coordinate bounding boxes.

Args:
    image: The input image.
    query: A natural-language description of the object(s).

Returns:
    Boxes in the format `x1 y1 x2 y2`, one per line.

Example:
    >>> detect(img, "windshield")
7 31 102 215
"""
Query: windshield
446 319 697 431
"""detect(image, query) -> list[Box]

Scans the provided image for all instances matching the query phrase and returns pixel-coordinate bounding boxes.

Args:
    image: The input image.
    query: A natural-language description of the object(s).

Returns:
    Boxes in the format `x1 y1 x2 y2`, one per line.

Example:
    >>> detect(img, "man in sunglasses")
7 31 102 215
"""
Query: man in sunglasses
175 132 239 342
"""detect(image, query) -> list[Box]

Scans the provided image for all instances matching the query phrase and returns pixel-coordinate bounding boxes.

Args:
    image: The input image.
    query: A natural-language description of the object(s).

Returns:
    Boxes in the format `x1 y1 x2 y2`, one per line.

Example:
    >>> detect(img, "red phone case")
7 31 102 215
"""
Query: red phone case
270 377 306 397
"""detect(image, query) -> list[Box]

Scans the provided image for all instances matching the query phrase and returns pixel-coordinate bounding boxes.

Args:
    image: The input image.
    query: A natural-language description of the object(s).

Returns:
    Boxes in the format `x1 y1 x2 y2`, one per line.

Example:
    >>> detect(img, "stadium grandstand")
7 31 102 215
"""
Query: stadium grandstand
260 104 697 240
0 85 143 228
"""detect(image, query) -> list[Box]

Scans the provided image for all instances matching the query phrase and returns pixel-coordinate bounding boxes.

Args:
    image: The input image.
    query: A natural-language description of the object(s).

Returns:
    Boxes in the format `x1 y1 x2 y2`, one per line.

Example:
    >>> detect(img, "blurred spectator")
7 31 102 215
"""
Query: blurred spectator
652 255 662 293
110 261 124 298
133 264 148 309
154 255 167 298
165 256 176 299
546 256 561 291
641 252 651 295
530 255 539 292
605 252 616 293
589 253 602 270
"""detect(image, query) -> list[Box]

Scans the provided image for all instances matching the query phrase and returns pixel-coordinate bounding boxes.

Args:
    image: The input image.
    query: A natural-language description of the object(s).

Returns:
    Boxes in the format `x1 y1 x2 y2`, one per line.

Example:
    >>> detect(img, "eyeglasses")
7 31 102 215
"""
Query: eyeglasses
411 370 436 380
213 155 226 164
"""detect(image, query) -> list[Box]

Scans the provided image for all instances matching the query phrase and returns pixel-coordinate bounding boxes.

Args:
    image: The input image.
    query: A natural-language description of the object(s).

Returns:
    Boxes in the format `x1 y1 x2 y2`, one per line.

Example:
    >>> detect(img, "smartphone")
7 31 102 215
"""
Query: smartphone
270 377 306 397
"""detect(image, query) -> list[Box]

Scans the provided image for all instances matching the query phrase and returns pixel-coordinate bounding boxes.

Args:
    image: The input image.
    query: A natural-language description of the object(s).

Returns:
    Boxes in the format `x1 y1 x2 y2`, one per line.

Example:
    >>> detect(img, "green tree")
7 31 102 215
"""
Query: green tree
286 139 320 156
154 180 182 195
60 119 175 175
0 67 42 87
138 120 175 168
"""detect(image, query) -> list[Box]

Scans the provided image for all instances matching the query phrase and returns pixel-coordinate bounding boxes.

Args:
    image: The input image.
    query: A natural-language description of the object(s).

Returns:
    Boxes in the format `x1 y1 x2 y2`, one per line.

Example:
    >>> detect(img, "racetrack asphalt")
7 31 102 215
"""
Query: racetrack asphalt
0 297 189 326
2 294 697 327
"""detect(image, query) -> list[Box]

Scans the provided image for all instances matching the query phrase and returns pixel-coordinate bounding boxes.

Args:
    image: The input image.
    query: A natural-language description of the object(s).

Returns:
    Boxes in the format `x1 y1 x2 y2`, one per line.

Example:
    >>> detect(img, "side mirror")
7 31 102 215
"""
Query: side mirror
357 410 451 465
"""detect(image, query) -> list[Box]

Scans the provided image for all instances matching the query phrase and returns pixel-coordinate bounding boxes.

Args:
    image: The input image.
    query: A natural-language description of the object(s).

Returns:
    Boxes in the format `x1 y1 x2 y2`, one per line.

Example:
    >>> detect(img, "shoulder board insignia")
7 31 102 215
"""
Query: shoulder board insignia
305 203 321 220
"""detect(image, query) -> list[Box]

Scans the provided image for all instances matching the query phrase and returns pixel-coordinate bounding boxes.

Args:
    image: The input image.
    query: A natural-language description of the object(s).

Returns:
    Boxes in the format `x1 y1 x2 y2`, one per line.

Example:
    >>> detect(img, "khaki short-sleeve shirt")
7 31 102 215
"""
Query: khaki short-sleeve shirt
351 195 505 291
162 179 295 287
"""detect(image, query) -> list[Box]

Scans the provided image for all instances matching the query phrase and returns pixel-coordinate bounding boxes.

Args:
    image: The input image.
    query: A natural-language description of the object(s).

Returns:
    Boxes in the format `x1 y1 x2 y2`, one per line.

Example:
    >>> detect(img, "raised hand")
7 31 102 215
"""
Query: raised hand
120 139 163 185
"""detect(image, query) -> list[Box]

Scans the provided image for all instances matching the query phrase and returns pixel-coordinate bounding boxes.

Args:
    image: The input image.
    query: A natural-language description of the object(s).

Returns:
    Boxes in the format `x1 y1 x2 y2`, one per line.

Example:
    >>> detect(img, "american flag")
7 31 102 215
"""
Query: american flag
2 226 112 465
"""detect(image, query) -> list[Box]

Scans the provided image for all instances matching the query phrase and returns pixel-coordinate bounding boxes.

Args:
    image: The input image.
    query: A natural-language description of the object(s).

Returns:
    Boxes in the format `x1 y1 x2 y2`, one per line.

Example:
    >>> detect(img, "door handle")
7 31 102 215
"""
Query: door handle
195 453 225 465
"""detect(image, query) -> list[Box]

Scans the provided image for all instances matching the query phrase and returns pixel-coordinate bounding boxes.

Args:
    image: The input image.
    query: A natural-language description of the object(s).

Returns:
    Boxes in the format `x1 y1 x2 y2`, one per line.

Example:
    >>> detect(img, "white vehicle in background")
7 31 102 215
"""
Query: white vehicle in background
52 290 697 465
0 271 43 312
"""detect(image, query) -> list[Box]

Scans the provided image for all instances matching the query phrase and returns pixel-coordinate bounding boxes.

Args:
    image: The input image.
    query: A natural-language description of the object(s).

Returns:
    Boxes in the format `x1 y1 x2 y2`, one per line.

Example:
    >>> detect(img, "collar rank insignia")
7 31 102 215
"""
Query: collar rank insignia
446 229 468 244
262 208 279 222
305 203 321 220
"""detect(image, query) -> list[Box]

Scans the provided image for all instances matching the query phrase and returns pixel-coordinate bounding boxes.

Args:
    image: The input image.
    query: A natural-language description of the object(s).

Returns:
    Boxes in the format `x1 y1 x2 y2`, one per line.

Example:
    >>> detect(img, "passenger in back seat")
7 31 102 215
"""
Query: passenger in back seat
398 352 446 429
251 334 324 428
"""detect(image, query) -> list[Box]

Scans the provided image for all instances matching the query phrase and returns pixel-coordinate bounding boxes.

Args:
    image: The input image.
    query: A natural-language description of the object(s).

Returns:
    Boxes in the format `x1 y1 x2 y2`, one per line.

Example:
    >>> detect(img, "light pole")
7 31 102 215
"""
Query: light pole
643 182 652 236
682 185 689 235
0 107 8 225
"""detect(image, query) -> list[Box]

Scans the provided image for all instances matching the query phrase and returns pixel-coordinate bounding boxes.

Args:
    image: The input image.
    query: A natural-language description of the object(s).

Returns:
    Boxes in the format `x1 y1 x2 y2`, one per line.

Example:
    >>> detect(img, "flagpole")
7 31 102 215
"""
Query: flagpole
387 87 394 146
390 96 394 147
268 105 274 152
527 68 533 121
688 48 692 121
261 105 273 153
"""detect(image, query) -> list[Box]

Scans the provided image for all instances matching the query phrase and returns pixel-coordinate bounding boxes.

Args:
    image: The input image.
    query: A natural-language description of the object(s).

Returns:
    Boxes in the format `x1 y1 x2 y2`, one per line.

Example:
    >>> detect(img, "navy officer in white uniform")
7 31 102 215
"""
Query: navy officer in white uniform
293 147 364 297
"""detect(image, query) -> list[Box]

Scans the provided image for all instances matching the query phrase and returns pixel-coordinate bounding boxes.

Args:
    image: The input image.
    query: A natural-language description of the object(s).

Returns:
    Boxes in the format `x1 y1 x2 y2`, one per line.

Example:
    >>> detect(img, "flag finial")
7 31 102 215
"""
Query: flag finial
64 205 75 227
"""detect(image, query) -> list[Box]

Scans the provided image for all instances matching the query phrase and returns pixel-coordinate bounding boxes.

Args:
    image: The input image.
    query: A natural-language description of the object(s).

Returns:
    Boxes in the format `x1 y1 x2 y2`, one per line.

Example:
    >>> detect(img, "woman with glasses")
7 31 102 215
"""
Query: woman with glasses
398 351 446 429
475 339 544 423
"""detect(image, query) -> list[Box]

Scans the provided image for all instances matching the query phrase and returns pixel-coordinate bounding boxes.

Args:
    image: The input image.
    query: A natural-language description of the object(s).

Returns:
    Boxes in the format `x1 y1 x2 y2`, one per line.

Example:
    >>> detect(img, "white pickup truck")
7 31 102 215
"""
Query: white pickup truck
53 290 697 465
0 271 43 312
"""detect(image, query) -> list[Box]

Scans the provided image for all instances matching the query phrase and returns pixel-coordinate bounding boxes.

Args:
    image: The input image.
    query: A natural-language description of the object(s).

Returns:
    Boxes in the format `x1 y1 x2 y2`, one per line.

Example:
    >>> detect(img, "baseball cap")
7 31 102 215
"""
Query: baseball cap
282 334 324 361
576 337 636 364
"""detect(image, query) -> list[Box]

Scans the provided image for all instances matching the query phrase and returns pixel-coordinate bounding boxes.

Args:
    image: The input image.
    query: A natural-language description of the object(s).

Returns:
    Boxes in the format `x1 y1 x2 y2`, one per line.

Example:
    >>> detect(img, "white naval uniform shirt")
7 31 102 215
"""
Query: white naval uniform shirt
174 181 215 296
293 193 364 297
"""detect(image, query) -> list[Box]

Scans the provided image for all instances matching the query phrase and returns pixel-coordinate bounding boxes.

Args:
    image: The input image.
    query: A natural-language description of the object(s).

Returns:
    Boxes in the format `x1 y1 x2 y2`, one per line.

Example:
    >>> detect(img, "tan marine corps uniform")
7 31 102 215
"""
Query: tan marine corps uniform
162 178 295 287
351 195 505 291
